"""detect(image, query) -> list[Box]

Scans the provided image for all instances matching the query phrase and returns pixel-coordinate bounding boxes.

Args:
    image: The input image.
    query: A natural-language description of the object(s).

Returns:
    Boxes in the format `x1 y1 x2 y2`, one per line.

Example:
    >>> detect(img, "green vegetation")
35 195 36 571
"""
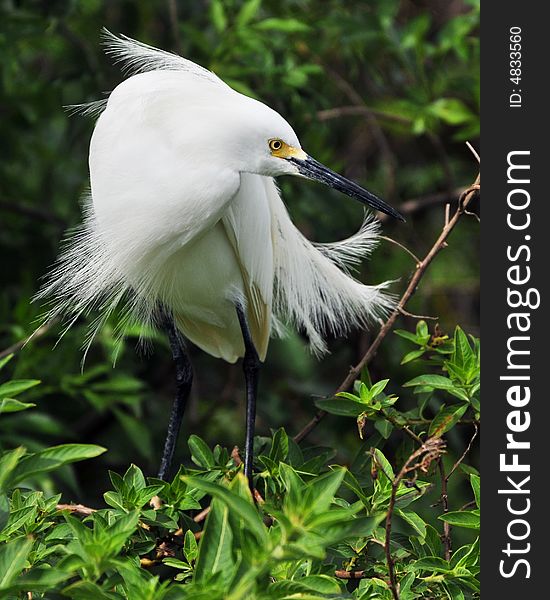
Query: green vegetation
0 326 479 598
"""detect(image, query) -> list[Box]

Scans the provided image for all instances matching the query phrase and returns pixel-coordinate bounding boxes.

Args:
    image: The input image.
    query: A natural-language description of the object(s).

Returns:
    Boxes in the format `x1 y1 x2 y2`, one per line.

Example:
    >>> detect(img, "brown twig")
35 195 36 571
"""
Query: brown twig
231 445 243 466
56 503 96 516
379 235 421 264
380 410 423 445
379 186 471 223
447 424 479 480
436 423 479 561
397 307 438 321
385 438 446 600
293 172 480 444
0 319 58 360
334 569 367 579
437 460 452 561
193 506 211 523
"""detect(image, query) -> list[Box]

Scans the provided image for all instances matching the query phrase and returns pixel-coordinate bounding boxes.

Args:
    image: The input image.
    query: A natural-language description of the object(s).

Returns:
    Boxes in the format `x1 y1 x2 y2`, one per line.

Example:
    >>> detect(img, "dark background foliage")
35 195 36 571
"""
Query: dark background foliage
1 0 479 511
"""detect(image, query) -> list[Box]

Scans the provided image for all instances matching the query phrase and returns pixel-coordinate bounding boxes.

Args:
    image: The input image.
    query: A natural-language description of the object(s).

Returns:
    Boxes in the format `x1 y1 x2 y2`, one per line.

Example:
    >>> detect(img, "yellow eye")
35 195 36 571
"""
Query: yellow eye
269 139 283 152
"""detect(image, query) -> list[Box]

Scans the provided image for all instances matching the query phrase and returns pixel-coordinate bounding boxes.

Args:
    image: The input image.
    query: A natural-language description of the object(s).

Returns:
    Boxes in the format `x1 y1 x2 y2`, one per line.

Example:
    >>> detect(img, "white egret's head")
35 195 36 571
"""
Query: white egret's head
232 97 405 221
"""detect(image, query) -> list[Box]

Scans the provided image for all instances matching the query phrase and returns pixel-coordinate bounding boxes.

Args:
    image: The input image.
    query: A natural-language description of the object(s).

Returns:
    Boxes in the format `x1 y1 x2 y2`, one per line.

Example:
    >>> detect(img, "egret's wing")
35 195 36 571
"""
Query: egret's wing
101 30 229 89
264 179 394 355
222 174 274 360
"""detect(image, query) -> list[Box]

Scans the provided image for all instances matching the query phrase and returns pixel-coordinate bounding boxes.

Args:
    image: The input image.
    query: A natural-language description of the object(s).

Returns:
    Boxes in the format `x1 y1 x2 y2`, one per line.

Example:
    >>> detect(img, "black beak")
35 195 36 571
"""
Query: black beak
289 155 405 222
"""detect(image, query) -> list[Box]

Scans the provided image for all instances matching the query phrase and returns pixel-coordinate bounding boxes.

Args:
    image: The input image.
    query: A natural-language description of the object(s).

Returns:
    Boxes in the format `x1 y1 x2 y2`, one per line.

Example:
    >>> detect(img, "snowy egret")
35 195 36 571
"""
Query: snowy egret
37 33 404 482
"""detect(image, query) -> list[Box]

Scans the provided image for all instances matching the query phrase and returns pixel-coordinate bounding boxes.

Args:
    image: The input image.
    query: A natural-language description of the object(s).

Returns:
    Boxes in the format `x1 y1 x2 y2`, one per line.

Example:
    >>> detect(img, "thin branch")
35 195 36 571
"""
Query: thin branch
447 423 479 480
56 503 96 516
0 319 58 360
385 438 446 599
466 141 480 164
335 569 368 579
193 506 211 523
437 460 452 561
378 186 470 223
0 200 66 228
397 307 438 321
380 409 423 445
294 172 480 444
379 235 421 264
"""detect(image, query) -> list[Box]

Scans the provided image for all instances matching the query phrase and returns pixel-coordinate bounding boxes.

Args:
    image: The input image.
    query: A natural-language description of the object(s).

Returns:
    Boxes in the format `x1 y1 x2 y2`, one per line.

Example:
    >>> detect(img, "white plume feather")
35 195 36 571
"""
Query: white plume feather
264 179 394 355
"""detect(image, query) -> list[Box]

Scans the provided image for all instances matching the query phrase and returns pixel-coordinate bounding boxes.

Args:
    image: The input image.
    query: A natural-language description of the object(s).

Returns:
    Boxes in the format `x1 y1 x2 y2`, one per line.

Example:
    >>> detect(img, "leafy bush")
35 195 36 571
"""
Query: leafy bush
0 325 479 598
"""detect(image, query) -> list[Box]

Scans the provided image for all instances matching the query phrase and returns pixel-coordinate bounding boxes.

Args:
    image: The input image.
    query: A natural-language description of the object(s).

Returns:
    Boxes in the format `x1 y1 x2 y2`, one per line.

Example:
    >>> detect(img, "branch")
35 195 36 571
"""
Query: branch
437 423 479 560
56 503 96 516
437 460 452 561
384 438 446 600
0 319 58 360
335 569 368 579
294 173 480 444
447 423 479 480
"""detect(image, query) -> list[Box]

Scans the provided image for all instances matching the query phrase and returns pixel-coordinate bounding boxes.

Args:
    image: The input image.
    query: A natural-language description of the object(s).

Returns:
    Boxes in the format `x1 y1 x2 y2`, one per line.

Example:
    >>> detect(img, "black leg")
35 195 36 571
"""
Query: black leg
157 313 193 481
235 305 260 485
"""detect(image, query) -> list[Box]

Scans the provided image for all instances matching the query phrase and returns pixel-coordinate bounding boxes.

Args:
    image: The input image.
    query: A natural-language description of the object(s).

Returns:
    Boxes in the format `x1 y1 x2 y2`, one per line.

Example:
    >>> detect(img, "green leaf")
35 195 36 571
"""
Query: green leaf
8 444 106 486
0 447 26 492
315 396 365 417
183 474 267 545
194 498 234 584
451 538 480 570
123 464 146 491
0 494 8 532
0 379 40 398
374 419 393 439
184 529 198 563
397 509 426 540
370 379 390 398
394 329 422 344
401 349 425 364
0 355 14 371
0 537 33 588
188 435 215 469
61 581 119 599
304 467 346 515
439 510 480 529
411 556 451 573
236 0 261 27
209 0 227 33
428 98 475 125
0 398 36 413
429 404 467 437
470 474 480 508
103 491 125 511
255 17 310 32
373 448 395 480
269 428 289 463
403 374 455 390
0 566 70 594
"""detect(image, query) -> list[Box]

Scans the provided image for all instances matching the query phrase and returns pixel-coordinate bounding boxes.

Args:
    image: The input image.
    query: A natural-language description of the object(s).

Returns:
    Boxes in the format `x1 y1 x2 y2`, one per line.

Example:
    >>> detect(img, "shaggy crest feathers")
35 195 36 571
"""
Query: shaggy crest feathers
36 33 395 360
